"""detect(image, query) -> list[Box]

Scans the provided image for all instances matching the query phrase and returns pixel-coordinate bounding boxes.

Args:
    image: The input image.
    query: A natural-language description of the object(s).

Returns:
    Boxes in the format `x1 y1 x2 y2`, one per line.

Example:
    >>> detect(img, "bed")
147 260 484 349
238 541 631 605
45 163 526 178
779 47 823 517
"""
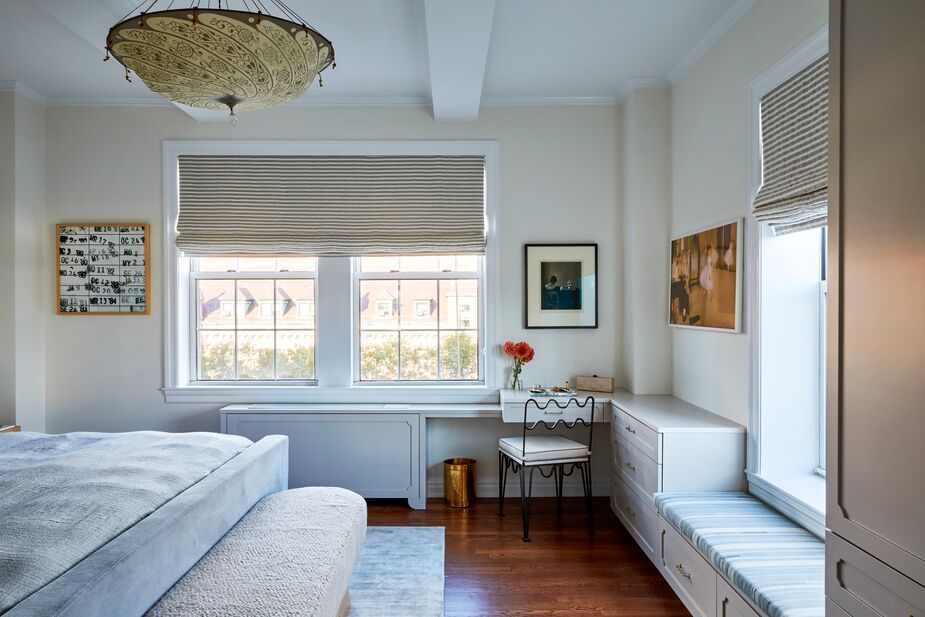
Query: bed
0 431 289 617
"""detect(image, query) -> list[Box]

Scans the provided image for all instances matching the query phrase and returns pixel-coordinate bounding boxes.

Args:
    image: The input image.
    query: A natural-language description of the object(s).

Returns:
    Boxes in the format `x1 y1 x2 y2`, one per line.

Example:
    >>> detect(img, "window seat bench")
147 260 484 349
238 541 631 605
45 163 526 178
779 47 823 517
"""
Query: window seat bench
654 492 824 617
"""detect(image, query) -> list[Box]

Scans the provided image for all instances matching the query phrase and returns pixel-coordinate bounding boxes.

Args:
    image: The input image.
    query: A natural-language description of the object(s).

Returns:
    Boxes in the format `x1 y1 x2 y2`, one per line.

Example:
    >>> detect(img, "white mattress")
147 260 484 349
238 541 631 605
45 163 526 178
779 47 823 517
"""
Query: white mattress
147 487 368 617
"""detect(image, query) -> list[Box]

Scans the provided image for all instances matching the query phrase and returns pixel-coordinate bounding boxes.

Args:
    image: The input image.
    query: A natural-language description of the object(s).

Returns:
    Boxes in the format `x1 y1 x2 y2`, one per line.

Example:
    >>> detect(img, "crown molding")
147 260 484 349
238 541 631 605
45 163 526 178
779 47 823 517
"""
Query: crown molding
617 77 671 103
0 81 48 106
666 0 757 85
482 95 619 107
285 95 431 107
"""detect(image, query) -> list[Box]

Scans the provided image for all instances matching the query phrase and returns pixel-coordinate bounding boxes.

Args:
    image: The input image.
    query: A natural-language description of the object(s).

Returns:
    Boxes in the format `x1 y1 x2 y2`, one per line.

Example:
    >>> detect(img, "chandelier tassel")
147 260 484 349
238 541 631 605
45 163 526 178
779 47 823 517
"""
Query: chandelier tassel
125 67 132 83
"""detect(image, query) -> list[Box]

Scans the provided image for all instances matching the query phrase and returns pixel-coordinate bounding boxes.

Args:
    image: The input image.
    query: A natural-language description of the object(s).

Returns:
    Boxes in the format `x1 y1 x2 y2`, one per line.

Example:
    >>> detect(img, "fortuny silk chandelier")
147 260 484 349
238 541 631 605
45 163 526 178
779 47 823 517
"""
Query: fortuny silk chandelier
105 0 334 123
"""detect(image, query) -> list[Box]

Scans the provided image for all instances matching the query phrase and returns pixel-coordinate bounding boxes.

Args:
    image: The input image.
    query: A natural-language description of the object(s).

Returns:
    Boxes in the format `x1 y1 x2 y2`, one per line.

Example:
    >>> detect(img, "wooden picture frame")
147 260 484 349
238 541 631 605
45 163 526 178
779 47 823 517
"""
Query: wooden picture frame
524 243 598 329
56 223 151 315
668 218 742 332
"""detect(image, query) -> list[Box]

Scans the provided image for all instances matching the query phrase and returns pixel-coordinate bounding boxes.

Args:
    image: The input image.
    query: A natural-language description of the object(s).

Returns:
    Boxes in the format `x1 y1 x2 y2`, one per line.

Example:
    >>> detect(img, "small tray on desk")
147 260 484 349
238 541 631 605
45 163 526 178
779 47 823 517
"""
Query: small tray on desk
528 388 577 397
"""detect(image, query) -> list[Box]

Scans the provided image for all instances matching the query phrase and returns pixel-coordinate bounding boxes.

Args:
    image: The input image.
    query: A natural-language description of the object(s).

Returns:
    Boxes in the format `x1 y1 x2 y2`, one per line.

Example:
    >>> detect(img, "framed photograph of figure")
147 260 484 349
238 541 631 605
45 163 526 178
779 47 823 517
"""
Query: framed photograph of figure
524 243 598 329
669 218 742 332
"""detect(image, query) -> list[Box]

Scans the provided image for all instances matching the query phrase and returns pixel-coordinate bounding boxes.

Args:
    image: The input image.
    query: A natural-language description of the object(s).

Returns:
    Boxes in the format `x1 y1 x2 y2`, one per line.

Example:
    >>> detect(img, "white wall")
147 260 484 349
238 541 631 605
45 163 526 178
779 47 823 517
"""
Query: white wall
13 95 45 432
41 105 620 490
670 0 828 424
0 92 46 430
0 93 13 426
621 87 673 394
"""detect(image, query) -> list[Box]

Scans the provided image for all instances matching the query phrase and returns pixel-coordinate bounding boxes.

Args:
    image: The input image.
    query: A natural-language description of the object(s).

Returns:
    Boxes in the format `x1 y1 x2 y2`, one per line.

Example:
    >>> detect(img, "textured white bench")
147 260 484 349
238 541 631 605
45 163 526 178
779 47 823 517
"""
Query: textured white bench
147 487 367 617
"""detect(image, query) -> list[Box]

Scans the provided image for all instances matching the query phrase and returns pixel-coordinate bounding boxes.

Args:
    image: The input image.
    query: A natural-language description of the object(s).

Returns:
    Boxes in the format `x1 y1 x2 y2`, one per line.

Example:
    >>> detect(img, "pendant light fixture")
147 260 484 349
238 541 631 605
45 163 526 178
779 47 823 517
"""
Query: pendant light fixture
105 0 334 123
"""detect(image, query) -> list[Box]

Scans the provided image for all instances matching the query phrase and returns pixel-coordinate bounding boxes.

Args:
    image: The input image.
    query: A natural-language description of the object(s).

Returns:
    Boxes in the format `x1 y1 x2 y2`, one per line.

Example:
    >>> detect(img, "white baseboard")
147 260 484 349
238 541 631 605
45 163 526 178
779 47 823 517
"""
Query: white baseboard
427 479 610 499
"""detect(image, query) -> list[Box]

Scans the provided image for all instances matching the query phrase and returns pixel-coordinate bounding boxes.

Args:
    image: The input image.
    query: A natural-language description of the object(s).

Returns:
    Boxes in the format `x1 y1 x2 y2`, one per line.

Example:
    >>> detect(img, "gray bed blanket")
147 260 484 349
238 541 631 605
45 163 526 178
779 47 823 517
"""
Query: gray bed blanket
0 431 251 613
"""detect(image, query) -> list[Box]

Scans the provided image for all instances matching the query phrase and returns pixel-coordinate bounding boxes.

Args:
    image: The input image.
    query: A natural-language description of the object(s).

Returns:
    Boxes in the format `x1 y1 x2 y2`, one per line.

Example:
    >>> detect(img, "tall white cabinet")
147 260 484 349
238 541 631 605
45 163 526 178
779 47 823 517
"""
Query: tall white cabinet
826 1 925 613
608 391 746 564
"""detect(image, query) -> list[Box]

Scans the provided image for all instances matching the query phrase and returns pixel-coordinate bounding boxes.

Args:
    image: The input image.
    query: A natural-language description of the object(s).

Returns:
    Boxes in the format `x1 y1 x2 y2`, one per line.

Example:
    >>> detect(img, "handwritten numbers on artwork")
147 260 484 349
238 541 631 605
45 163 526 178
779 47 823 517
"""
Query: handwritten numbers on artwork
56 224 150 315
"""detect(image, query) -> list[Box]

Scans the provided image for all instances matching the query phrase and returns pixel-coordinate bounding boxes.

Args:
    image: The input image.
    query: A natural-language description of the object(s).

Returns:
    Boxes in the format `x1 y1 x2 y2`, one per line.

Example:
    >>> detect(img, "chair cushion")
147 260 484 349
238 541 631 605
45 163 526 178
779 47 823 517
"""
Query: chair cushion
499 435 589 463
654 492 824 617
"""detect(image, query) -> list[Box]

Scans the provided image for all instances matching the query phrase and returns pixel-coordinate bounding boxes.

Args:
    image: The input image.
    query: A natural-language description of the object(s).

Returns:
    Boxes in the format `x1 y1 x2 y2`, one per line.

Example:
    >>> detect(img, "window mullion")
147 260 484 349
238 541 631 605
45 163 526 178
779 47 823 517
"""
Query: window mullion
436 280 442 381
272 280 278 381
233 280 239 380
396 279 402 381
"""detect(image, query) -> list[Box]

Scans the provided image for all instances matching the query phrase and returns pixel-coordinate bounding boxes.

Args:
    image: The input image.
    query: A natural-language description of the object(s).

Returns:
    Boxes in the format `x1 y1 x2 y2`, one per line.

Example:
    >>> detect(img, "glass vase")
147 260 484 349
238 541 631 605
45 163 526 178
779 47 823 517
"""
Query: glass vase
511 372 523 391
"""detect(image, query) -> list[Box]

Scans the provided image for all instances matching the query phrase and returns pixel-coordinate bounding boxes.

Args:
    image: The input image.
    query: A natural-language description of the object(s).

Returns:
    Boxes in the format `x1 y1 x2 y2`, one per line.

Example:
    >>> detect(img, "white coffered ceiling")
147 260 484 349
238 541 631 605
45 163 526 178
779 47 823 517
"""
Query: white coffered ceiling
0 0 752 120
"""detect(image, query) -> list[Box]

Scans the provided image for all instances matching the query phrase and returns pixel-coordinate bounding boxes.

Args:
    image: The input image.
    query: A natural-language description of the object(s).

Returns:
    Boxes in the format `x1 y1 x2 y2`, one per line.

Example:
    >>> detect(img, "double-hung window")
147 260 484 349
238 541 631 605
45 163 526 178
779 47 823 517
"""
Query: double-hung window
747 40 829 533
165 142 496 398
192 257 317 383
355 255 482 382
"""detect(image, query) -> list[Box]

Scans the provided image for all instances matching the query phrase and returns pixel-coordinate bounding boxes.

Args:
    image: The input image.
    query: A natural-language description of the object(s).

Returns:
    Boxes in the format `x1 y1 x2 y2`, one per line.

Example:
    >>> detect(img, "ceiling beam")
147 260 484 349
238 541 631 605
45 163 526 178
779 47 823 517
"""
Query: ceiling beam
423 0 496 122
33 0 217 122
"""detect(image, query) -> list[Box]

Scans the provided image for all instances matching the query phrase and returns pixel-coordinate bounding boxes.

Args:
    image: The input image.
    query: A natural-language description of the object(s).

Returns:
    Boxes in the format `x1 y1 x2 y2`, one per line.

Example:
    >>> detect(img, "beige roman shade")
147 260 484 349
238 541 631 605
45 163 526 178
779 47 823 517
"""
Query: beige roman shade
177 155 486 255
753 55 829 235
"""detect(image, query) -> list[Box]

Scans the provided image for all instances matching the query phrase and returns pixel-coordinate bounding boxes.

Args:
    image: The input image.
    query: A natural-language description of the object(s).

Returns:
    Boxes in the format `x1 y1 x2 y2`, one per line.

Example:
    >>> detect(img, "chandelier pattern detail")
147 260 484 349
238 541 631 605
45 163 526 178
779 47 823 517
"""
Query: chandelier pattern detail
105 1 334 121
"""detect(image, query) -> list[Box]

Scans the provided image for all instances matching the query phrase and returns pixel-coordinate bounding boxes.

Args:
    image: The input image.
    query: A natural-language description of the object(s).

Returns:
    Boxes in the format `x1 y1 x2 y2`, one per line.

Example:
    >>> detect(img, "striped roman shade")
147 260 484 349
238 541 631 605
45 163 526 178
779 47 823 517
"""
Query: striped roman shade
753 55 829 235
176 155 486 256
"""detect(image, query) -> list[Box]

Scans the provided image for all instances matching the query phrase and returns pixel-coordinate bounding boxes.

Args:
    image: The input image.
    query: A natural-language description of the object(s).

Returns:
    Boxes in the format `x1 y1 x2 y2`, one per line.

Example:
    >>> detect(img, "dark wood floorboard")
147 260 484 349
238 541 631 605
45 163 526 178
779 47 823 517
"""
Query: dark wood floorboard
366 497 689 617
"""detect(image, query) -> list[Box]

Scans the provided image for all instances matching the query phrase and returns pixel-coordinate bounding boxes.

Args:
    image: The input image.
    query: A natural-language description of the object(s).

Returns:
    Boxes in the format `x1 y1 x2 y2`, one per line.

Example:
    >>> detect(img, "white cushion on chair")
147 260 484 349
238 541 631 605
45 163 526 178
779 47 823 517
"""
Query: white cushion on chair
499 435 589 463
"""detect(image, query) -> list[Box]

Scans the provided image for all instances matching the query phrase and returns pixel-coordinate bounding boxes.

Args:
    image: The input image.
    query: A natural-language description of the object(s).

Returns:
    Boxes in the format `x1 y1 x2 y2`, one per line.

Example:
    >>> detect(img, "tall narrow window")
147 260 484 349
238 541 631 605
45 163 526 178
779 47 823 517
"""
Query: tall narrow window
355 256 482 382
748 45 829 530
192 257 317 382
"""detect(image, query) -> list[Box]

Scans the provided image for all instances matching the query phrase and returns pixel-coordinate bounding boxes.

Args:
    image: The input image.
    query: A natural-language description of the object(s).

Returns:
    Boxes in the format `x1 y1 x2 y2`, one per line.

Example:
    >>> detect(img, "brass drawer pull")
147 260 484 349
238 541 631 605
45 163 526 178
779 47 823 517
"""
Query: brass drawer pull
624 461 636 472
675 563 692 580
624 424 636 434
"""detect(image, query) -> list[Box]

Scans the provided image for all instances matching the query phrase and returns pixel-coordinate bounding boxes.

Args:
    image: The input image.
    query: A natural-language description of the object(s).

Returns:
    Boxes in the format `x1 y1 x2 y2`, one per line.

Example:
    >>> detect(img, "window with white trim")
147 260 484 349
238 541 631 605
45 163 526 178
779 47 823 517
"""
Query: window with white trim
746 34 829 531
192 257 317 383
163 140 498 400
355 255 482 382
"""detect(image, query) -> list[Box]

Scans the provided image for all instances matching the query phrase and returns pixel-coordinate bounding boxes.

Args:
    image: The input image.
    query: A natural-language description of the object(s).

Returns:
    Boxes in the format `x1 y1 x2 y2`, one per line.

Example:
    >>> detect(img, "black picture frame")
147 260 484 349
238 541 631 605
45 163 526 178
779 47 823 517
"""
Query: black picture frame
524 243 598 329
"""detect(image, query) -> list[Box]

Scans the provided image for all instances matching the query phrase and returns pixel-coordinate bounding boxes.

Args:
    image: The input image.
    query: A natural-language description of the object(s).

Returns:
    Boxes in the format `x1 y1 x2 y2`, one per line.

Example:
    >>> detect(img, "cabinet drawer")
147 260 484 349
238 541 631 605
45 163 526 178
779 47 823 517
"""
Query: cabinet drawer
660 515 717 617
826 531 925 617
611 472 657 562
612 434 661 499
611 403 661 462
717 577 760 617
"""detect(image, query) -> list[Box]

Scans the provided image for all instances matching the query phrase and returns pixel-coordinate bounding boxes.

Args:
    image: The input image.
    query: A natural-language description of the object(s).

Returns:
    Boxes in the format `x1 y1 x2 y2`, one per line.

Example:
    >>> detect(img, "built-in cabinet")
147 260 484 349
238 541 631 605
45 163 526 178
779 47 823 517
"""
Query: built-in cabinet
827 1 925 613
607 392 745 564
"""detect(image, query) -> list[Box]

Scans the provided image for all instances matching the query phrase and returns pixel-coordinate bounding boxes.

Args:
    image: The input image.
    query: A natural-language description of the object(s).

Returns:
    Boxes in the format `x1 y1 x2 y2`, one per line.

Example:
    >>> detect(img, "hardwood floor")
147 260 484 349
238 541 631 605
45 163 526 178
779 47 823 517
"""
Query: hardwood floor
367 497 688 617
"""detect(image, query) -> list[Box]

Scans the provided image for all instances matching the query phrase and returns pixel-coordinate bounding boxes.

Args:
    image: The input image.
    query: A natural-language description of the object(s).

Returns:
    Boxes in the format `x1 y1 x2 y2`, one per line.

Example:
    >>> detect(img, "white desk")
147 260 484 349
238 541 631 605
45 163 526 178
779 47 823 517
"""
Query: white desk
219 390 742 512
499 389 611 423
221 403 500 509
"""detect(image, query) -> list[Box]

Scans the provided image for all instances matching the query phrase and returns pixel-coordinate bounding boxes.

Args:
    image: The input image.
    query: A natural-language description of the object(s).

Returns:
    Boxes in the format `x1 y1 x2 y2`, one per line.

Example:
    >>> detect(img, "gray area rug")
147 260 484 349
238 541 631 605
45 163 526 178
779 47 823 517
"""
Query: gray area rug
347 526 444 617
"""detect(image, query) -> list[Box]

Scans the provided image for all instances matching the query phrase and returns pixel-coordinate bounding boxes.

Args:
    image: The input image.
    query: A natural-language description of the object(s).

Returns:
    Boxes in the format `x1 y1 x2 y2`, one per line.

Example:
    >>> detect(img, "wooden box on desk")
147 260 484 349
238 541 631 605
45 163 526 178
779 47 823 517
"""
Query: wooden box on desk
576 375 614 393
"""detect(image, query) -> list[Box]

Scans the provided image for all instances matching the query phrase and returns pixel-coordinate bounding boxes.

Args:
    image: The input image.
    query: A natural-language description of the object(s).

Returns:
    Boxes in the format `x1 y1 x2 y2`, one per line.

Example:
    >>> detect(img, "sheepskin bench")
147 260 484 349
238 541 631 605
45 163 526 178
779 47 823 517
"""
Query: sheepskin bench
147 487 367 617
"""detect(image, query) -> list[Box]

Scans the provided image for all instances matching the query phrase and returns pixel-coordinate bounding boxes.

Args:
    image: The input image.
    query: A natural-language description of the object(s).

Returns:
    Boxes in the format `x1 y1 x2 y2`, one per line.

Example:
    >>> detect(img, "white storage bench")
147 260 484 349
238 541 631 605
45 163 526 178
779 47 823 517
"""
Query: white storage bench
654 492 824 617
147 487 367 617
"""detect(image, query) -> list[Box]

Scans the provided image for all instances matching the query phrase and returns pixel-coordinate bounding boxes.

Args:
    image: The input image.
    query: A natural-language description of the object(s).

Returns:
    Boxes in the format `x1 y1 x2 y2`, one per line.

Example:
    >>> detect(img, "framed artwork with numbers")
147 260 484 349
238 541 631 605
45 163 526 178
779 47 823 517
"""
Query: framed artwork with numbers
56 223 150 315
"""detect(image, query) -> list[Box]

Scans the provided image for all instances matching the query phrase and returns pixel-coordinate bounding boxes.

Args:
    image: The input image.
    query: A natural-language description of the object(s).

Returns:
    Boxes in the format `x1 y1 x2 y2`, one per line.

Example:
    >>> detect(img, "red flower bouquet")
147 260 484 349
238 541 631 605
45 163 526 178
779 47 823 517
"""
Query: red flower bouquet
502 340 535 389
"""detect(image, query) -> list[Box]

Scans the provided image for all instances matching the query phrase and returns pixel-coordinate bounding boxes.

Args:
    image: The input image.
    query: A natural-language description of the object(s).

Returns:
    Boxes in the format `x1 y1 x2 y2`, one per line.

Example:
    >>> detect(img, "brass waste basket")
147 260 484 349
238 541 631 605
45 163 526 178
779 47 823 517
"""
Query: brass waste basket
443 458 476 508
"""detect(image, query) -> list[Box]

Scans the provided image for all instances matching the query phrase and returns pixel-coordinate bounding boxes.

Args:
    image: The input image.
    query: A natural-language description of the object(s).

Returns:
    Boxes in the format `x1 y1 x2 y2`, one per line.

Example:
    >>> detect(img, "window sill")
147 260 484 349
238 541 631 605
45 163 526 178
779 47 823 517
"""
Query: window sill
162 384 499 405
746 471 826 539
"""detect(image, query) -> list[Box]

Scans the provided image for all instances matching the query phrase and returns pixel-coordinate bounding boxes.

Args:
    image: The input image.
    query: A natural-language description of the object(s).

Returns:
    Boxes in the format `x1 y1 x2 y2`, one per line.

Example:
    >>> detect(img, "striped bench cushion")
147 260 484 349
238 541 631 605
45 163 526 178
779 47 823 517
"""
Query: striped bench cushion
654 492 824 617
